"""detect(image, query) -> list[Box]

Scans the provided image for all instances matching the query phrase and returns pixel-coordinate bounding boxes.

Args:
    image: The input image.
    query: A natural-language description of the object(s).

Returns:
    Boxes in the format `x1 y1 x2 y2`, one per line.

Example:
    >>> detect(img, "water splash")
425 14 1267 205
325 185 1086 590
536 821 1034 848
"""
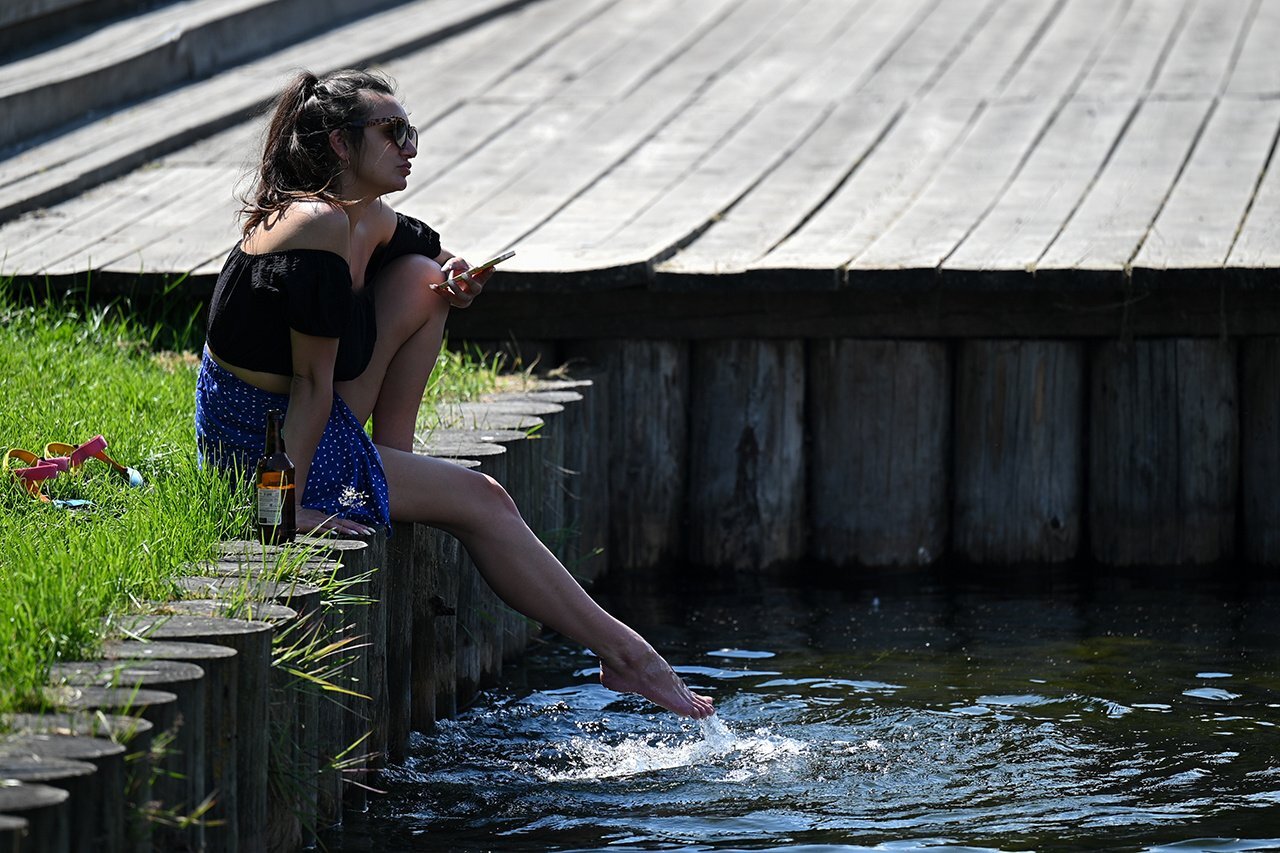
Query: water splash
532 714 806 782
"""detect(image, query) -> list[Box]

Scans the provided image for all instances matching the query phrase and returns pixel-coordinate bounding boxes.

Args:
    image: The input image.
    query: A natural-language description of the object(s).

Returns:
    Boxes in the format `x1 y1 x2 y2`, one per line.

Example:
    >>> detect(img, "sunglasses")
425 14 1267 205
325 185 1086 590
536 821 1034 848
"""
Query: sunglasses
347 115 418 150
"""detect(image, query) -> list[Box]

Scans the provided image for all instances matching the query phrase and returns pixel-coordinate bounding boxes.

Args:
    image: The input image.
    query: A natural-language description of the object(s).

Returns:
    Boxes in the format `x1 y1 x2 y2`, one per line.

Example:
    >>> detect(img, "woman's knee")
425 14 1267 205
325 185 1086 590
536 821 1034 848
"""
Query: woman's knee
372 255 453 339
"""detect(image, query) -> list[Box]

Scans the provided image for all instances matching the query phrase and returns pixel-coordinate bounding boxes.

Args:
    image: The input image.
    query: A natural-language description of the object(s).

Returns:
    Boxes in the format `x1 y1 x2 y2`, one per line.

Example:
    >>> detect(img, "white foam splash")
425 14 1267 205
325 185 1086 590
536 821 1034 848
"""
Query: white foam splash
533 716 806 782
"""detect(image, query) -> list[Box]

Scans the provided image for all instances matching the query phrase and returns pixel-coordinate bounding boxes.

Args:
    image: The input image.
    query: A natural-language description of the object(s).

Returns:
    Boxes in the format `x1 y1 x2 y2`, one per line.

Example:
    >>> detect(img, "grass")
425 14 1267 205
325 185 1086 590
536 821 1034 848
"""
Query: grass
0 278 501 715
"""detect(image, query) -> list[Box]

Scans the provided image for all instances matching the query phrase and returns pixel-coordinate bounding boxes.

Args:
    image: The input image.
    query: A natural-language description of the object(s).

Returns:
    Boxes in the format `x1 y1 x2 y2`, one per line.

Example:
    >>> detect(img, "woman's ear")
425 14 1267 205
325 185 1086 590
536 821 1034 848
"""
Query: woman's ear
328 128 350 166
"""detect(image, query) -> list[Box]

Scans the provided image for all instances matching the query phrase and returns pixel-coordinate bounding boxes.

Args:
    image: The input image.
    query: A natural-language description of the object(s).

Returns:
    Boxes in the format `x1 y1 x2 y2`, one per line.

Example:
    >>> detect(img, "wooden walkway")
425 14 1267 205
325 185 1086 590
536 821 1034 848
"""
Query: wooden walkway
3 0 1278 309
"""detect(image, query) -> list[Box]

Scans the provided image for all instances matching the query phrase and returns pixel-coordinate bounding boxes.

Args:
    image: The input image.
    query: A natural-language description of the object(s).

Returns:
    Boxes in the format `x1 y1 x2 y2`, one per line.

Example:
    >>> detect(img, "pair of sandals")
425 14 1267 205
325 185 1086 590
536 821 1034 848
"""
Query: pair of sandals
4 436 144 507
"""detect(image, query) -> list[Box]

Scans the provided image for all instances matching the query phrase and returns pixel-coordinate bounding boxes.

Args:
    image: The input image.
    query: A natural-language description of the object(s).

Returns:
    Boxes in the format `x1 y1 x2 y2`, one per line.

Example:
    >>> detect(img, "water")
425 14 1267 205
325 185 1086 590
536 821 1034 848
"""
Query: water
324 566 1280 851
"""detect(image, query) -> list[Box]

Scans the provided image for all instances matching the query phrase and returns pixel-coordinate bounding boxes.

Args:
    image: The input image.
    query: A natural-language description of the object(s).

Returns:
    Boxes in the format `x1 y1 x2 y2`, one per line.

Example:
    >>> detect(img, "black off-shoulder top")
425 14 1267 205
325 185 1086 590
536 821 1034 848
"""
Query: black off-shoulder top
205 213 442 381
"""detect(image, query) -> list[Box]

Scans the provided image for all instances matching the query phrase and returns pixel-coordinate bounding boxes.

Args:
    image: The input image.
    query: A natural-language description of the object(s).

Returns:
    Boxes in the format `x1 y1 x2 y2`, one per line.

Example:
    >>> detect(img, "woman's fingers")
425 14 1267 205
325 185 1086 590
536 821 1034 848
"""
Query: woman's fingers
296 507 374 537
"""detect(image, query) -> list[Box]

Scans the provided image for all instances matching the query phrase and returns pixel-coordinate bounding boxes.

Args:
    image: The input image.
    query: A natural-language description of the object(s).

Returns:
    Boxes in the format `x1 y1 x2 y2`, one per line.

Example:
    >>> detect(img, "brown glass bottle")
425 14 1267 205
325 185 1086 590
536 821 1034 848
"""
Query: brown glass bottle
254 409 296 544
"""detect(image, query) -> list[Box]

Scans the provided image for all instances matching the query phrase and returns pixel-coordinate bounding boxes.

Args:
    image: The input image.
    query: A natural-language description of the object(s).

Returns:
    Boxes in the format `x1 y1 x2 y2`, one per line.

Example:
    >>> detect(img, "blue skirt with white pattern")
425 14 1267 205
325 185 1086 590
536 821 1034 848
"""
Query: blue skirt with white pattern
195 351 390 527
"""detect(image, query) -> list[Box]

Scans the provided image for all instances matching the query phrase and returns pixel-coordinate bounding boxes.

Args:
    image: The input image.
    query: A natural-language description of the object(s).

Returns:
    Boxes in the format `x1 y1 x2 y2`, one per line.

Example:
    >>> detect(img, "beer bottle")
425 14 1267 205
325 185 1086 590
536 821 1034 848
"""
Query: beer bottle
255 409 296 544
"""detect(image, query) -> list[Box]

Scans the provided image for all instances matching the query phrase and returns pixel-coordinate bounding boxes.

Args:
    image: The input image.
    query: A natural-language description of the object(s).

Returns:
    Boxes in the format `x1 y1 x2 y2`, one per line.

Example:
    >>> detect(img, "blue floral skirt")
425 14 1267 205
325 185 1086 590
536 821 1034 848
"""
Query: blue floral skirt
195 351 390 527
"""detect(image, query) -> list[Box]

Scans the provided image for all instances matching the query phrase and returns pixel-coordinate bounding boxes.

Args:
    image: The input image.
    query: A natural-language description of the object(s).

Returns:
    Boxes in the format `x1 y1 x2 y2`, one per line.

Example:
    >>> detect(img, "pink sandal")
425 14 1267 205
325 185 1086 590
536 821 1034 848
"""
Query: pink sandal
4 448 62 502
43 435 145 488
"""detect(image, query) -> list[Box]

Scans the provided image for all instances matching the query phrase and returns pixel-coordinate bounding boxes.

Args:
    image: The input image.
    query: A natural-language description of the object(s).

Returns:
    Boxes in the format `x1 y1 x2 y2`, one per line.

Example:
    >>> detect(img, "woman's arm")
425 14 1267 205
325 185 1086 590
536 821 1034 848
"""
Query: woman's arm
283 330 339 502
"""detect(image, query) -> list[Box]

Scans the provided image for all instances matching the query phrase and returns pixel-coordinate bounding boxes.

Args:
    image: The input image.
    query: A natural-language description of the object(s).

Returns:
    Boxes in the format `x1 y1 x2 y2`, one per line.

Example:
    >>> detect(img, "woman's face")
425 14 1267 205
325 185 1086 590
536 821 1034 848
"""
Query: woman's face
346 92 418 196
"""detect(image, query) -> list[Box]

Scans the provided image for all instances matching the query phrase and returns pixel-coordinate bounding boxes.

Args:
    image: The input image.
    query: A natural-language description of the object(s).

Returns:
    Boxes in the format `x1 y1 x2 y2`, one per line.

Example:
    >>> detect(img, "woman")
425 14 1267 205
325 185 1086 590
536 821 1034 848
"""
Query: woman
196 68 714 719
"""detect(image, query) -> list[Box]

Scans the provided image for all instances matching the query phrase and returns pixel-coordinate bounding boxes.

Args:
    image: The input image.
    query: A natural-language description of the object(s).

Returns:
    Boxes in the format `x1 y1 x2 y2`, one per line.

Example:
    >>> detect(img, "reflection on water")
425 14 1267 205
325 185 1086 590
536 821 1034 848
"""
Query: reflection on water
325 566 1280 852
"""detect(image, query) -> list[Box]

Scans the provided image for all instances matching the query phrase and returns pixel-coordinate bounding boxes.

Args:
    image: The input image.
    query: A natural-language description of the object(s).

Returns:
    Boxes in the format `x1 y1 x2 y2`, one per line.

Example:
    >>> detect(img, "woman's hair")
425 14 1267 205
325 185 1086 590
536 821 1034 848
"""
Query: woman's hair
240 68 396 235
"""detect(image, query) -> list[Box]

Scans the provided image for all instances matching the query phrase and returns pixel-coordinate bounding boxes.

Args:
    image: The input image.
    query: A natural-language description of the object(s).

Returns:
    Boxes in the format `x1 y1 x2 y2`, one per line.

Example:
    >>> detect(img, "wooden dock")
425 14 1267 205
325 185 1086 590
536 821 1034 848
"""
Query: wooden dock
3 0 1279 570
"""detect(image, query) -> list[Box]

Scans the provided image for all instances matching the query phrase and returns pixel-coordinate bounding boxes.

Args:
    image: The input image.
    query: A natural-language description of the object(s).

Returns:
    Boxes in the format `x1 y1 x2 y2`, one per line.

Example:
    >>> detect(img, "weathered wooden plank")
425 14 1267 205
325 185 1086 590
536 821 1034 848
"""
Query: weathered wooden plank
687 339 805 570
435 0 793 258
926 0 1065 99
518 99 830 275
389 0 622 111
1038 97 1213 272
654 95 899 281
783 0 929 104
808 339 951 567
1225 115 1280 269
1134 98 1280 271
855 0 992 102
998 0 1126 100
1224 0 1280 96
1149 0 1257 97
448 282 1280 341
751 97 981 280
953 340 1084 564
1072 0 1194 99
509 0 863 274
95 165 238 274
0 167 176 274
393 0 746 237
563 339 690 569
1240 338 1280 564
0 0 547 223
1089 338 1237 566
945 97 1135 272
852 98 1059 272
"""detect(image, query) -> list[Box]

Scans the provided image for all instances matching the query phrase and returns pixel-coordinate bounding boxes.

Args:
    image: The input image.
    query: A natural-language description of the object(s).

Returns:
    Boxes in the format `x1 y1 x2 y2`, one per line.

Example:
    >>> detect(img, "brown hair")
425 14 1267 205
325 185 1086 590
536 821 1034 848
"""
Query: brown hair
240 68 396 236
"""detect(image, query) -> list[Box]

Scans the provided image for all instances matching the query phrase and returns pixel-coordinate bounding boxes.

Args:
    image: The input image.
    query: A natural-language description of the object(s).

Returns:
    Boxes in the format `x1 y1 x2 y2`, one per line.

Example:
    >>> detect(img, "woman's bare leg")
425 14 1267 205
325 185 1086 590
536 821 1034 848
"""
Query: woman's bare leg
380 445 715 719
336 254 449 451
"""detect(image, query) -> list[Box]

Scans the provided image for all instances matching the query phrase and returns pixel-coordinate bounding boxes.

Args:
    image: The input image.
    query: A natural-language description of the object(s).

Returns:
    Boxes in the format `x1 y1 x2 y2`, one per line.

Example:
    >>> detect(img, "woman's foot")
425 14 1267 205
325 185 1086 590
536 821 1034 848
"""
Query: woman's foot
599 645 715 719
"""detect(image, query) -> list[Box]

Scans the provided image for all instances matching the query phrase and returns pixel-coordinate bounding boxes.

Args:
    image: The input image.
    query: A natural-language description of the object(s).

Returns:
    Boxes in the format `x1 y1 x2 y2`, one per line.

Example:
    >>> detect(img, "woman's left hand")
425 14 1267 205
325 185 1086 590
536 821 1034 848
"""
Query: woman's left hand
433 257 493 309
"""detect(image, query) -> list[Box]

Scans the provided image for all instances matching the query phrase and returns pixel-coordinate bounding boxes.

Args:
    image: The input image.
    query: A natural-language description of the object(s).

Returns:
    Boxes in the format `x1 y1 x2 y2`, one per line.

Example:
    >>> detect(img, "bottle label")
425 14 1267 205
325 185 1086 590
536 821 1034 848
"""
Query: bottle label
257 484 293 526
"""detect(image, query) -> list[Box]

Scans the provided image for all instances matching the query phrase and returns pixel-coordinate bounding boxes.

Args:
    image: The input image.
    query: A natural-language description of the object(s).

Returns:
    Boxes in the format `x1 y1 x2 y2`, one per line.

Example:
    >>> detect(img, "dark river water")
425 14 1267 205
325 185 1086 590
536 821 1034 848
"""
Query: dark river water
324 564 1280 852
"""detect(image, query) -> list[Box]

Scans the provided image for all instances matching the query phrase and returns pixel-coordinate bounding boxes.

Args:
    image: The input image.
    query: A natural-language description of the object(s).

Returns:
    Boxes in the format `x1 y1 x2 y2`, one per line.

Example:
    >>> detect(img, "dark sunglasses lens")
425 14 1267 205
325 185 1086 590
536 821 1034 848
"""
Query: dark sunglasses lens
391 119 413 148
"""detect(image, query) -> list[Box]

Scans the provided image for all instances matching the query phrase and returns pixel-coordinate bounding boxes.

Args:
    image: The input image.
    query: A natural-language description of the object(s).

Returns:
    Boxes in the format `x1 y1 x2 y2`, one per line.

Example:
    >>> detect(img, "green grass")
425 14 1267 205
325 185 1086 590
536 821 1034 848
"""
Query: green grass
0 280 500 715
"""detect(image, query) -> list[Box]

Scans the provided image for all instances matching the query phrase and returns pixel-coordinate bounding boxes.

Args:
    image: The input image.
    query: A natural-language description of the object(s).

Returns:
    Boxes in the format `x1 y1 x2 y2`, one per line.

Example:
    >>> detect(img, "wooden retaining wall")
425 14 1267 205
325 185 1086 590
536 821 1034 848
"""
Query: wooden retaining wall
0 378 606 852
531 334 1271 573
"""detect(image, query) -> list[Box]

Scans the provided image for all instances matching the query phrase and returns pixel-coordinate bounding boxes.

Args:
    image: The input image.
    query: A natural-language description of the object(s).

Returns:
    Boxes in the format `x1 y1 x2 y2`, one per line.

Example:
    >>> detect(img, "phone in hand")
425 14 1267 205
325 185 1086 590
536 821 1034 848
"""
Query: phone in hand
459 250 515 280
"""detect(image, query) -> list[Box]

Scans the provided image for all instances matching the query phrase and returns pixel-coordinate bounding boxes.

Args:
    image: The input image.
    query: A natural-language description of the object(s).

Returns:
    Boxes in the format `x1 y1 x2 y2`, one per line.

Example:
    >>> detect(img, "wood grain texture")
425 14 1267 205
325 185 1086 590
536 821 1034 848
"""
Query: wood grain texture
1088 338 1238 566
808 339 951 567
1240 338 1280 564
687 339 806 570
953 340 1084 564
564 339 690 570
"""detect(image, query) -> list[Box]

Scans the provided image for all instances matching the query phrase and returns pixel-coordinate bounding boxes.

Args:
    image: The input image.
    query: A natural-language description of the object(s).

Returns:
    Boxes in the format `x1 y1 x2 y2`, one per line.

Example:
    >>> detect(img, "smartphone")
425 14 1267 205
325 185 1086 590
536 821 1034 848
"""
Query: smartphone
461 250 515 279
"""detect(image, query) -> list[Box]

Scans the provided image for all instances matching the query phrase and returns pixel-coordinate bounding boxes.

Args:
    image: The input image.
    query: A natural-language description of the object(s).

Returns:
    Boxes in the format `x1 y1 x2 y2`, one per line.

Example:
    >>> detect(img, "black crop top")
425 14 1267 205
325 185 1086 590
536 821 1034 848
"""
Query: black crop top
205 213 442 381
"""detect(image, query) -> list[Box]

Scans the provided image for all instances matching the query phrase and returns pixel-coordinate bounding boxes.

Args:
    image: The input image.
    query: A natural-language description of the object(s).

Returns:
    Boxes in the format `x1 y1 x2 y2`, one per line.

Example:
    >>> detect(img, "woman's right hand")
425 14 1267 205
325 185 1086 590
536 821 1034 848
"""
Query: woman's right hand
296 507 375 538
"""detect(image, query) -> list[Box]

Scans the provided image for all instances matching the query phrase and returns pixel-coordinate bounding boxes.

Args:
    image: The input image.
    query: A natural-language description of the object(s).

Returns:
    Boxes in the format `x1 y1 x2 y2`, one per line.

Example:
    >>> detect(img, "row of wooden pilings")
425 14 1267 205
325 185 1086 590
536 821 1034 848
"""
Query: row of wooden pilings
0 377 606 852
557 336 1276 570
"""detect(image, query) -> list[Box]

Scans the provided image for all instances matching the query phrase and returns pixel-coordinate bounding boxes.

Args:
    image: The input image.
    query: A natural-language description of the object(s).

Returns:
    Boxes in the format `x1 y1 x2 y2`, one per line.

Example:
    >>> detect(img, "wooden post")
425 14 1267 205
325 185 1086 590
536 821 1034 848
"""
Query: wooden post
101 640 239 853
0 815 27 853
808 339 952 567
384 521 416 763
431 531 462 720
953 340 1085 564
564 340 690 569
0 743 110 853
48 660 206 852
1089 338 1238 565
111 614 273 853
3 712 154 845
536 373 611 583
688 339 806 569
1241 338 1280 564
45 685 177 851
0 784 68 853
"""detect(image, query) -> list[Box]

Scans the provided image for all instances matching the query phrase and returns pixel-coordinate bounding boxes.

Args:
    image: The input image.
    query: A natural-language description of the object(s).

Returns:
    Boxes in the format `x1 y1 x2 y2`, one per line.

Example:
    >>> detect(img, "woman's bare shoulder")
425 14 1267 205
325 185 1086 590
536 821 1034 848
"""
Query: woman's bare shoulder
369 197 400 241
245 200 351 257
